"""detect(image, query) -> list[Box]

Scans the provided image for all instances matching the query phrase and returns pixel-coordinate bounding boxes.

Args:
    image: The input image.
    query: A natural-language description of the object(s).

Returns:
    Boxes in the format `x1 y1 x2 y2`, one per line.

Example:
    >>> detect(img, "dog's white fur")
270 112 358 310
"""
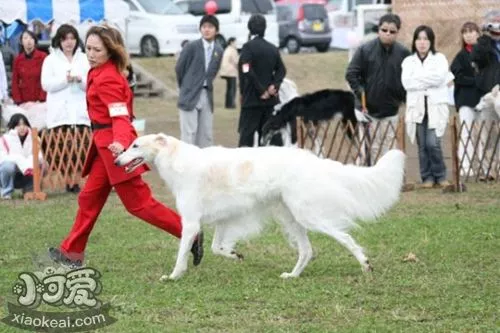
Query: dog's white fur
475 84 500 119
115 134 405 280
474 84 500 176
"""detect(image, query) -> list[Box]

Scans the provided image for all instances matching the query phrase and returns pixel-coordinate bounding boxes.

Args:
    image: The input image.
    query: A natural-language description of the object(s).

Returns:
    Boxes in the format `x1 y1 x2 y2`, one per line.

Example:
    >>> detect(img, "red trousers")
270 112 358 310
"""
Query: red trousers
60 153 182 261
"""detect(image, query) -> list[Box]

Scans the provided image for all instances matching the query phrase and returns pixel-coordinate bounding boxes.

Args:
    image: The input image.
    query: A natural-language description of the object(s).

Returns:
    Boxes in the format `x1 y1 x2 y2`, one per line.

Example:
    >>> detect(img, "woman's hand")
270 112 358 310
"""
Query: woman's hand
108 142 125 156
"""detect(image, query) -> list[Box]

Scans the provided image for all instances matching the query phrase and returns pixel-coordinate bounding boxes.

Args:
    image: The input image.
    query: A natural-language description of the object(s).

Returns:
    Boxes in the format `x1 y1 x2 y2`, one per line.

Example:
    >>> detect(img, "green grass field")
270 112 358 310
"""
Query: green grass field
0 52 499 332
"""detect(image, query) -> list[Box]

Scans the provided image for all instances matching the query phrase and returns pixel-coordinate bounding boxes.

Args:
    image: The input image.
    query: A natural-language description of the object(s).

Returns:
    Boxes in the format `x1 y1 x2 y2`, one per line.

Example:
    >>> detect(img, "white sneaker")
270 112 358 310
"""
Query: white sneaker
1 194 12 200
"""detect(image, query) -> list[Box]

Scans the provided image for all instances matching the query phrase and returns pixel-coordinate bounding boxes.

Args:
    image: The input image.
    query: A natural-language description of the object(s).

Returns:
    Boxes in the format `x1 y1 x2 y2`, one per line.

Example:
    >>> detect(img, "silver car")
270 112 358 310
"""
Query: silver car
276 3 332 54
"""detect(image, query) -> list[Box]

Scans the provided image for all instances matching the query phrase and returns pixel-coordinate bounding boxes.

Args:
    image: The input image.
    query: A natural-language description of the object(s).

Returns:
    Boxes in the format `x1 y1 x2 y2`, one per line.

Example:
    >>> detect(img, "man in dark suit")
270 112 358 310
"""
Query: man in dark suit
238 14 287 147
175 15 223 148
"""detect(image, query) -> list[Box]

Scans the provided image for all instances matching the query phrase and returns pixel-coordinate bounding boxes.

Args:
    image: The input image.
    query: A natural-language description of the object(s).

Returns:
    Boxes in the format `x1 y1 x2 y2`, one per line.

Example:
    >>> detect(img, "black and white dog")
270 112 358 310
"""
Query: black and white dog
260 82 357 148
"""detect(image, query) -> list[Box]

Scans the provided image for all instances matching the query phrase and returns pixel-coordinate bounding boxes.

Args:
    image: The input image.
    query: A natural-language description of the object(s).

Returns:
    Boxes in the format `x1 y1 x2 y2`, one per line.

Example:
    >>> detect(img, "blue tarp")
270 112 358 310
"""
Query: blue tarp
0 0 129 25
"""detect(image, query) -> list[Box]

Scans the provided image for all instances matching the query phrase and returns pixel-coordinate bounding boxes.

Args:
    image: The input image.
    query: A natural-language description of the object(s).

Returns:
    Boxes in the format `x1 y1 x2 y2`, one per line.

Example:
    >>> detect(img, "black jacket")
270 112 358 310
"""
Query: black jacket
345 38 410 118
471 34 500 96
450 48 481 110
238 36 286 108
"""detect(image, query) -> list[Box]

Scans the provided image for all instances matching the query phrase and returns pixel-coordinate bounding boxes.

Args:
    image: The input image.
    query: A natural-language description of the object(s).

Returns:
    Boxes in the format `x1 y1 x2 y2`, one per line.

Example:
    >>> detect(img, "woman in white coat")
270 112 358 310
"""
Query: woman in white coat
0 114 45 199
41 24 90 193
401 25 451 188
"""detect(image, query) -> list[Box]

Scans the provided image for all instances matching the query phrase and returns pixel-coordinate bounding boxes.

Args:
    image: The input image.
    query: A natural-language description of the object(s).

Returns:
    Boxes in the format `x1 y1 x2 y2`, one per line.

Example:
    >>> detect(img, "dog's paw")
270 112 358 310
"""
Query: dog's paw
159 274 170 282
363 260 374 272
167 270 186 280
280 272 298 279
159 269 186 281
230 251 244 261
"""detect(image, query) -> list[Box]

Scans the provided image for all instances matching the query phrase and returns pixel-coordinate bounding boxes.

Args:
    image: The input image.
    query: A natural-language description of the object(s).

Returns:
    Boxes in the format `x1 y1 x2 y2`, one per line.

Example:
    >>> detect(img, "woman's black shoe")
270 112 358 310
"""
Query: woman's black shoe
48 247 83 269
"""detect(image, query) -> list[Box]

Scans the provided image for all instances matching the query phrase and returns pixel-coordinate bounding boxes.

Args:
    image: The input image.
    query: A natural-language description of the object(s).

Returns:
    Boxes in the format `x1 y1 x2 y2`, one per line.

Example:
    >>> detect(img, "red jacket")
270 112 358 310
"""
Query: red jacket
11 49 47 104
82 60 148 185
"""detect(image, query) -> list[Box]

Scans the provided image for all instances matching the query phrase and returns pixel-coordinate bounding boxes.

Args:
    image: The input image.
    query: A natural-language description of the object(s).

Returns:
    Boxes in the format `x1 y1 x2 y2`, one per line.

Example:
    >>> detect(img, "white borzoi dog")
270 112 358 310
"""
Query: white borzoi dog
115 134 405 280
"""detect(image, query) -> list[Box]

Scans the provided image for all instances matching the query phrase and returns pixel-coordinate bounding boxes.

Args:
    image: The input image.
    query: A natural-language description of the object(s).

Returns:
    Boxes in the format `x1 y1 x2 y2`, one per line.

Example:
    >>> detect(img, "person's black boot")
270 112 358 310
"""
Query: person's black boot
48 247 83 269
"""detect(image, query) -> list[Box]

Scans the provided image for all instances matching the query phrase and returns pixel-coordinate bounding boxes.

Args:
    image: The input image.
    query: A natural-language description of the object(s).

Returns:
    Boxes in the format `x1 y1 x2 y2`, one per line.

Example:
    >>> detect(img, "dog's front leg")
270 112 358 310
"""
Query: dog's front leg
161 220 200 281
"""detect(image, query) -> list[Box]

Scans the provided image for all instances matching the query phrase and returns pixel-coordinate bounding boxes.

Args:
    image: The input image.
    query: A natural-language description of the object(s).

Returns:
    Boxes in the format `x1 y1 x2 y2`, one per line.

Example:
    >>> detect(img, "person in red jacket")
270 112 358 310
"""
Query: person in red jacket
48 24 203 268
11 30 47 104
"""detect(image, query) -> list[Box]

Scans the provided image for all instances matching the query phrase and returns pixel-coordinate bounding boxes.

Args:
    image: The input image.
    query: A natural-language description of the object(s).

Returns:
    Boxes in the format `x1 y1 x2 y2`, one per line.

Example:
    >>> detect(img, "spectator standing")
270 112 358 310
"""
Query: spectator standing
471 10 500 97
41 24 91 193
175 15 223 148
345 14 410 165
11 30 47 105
402 25 451 188
470 10 500 181
219 37 239 109
450 22 482 176
238 14 286 147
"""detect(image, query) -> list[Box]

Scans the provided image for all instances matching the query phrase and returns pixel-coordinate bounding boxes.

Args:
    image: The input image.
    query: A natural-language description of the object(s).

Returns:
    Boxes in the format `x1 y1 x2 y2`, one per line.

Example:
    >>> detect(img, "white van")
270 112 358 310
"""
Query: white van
123 0 200 56
175 0 280 49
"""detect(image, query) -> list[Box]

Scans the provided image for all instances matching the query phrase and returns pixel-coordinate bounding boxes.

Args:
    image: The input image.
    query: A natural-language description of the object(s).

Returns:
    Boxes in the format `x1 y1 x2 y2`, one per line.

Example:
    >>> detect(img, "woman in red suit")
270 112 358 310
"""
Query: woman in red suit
11 30 47 104
49 25 203 268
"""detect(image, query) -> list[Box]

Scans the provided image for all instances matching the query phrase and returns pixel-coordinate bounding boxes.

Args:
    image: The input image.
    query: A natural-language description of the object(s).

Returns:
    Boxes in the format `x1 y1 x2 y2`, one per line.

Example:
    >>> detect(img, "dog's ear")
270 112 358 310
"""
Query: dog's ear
154 134 168 147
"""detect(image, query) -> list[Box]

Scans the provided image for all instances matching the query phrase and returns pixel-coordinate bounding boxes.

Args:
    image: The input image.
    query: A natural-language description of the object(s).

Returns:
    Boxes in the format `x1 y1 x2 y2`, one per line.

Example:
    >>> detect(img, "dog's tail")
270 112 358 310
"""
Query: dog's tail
353 149 405 221
326 149 405 226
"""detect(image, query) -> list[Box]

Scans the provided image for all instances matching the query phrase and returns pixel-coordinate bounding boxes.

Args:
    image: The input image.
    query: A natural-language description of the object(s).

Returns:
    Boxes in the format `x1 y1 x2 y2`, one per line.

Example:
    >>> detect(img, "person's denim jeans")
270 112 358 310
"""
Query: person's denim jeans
416 114 447 183
0 161 33 197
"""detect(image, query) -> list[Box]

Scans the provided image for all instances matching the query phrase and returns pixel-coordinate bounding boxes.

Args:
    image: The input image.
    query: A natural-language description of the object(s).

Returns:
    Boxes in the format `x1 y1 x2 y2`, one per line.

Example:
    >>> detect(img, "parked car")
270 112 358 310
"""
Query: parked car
123 0 199 57
276 1 332 53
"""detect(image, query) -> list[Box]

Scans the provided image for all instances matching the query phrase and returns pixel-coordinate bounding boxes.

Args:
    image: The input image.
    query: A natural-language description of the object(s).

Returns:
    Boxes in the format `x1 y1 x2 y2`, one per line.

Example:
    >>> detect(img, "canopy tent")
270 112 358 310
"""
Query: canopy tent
0 0 129 27
0 0 130 54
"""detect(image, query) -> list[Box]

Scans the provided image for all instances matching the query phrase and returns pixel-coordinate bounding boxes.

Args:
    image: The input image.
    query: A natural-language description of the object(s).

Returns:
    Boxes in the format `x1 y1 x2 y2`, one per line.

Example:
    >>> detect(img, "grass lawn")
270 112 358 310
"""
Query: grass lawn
0 52 498 332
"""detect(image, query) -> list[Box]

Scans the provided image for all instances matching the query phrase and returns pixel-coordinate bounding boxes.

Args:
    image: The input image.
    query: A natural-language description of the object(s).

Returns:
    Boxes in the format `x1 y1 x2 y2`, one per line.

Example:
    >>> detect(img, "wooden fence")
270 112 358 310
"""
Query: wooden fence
296 114 499 193
450 115 500 185
25 126 92 201
22 115 499 200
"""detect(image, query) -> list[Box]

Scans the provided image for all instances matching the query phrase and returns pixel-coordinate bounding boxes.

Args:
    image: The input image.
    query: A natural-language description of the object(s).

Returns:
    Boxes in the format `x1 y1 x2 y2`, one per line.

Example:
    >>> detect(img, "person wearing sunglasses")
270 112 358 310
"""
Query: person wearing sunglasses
345 14 410 166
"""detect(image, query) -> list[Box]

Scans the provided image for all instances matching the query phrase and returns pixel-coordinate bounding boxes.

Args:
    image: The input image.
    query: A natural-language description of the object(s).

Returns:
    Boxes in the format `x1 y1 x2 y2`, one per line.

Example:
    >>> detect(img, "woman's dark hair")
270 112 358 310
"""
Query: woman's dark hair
51 24 81 54
227 37 236 45
460 21 480 48
411 25 436 54
19 29 38 54
7 113 31 130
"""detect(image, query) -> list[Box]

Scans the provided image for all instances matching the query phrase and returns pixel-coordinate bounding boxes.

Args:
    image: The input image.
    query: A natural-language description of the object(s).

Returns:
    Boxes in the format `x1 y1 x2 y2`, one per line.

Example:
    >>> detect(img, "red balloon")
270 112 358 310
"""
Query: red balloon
205 0 218 15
